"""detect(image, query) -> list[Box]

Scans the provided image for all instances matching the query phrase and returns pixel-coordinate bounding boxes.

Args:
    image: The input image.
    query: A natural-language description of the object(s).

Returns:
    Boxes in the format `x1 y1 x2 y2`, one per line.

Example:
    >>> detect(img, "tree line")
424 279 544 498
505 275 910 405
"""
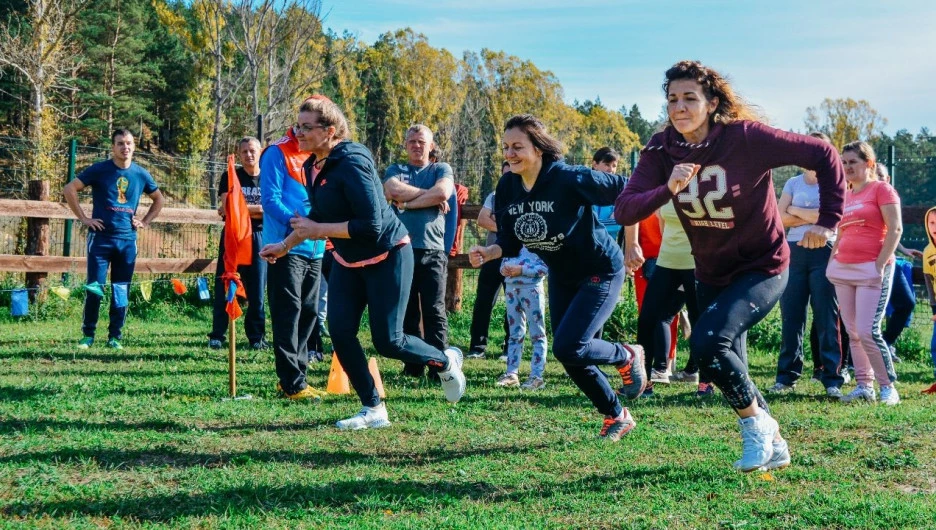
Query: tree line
0 0 655 205
1 0 932 208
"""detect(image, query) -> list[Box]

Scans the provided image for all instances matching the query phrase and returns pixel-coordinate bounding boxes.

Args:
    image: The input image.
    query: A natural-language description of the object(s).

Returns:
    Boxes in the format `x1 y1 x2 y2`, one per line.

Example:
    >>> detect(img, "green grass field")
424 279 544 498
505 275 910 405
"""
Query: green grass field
1 297 935 529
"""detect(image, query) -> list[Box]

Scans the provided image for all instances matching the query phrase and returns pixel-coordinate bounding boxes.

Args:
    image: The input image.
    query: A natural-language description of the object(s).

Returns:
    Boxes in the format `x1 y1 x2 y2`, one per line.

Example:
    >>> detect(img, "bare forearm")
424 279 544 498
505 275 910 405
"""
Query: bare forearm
878 227 902 266
140 196 164 225
405 190 447 209
787 206 820 224
63 187 87 221
780 211 808 228
477 210 497 231
385 181 425 202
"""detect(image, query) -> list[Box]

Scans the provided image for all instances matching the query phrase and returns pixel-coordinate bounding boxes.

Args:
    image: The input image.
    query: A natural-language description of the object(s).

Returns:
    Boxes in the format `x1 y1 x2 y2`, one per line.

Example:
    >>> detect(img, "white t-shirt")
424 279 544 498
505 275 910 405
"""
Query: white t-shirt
782 174 836 244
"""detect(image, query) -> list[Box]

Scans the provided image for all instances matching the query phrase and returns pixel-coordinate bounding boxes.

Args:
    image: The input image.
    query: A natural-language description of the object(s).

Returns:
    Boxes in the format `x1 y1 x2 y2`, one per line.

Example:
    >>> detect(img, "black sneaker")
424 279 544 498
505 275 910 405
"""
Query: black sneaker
308 349 324 363
250 339 269 350
208 339 223 350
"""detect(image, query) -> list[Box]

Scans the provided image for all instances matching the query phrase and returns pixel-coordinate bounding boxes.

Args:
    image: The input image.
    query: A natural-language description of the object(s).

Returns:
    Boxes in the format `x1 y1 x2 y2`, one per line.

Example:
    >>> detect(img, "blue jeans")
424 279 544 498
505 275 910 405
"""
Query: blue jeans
548 270 630 417
329 244 449 408
777 243 844 389
883 259 915 346
82 233 136 339
694 271 787 411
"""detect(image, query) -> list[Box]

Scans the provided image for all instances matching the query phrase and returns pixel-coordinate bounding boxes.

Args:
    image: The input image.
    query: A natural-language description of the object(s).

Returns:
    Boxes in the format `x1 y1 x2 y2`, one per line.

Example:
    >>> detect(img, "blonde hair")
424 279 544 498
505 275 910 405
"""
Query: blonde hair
842 141 877 179
298 95 350 140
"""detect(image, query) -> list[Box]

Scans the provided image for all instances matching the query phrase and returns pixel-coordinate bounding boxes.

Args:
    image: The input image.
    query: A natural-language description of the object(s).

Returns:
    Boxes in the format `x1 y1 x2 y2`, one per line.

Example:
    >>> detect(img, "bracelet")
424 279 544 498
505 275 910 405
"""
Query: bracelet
280 240 289 253
401 201 408 211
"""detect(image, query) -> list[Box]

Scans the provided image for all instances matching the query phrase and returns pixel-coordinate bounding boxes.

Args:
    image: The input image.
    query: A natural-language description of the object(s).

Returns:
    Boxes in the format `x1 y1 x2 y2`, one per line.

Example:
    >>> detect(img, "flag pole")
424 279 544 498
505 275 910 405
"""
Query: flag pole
228 317 237 397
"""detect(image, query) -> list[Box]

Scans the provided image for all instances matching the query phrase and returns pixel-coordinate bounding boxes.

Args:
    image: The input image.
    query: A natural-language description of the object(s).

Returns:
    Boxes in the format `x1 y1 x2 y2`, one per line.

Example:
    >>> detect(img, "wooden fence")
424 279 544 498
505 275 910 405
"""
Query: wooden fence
0 181 484 309
1 181 928 307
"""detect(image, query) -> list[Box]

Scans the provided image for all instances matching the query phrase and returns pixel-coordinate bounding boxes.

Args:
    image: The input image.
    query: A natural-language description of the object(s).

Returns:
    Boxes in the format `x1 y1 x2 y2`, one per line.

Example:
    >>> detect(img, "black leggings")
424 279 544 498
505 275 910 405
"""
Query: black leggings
328 244 449 407
693 271 787 411
636 265 700 374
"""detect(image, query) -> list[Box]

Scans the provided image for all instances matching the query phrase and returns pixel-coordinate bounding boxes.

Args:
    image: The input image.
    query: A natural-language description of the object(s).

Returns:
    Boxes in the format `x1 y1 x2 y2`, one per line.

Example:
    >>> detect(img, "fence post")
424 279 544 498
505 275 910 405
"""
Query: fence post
62 139 77 283
25 180 51 301
630 148 639 174
888 144 896 188
445 217 467 312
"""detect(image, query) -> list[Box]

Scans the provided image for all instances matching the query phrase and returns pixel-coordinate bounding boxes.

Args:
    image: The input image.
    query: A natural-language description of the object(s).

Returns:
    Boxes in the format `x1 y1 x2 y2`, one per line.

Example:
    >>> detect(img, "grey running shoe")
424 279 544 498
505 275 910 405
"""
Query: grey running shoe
599 408 637 442
765 382 795 394
841 384 876 403
615 344 647 400
520 376 546 391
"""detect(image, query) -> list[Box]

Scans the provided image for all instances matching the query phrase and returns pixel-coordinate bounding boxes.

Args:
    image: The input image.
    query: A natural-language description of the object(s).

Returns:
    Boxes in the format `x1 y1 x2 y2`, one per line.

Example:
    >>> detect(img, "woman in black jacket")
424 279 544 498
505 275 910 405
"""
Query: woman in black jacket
260 96 466 430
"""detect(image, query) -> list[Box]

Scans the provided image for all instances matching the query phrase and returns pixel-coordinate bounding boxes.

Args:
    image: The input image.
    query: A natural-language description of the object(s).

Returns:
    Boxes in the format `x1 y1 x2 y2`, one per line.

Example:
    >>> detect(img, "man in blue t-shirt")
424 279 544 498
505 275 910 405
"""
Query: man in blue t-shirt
382 124 454 378
63 129 164 350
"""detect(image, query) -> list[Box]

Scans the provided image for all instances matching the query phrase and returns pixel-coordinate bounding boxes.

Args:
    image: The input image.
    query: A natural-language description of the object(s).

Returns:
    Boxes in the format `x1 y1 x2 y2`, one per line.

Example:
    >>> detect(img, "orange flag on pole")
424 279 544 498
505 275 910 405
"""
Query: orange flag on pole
221 154 253 320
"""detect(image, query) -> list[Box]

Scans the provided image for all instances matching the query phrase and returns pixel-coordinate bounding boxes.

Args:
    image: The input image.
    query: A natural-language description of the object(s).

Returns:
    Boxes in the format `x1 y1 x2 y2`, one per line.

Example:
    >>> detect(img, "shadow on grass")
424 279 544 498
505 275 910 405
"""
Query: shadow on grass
0 350 216 363
0 385 47 401
0 466 690 523
0 417 191 435
0 441 551 472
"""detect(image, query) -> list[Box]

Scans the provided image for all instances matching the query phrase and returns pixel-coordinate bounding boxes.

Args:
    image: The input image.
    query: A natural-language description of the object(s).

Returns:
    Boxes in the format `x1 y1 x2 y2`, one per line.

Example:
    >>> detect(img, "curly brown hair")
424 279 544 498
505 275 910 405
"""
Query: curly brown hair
663 60 764 127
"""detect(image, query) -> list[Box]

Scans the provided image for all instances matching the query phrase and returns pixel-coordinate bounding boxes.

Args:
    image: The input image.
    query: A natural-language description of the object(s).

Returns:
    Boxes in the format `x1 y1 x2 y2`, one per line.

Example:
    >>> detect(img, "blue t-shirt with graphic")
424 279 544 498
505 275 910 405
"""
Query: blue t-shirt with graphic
77 160 159 240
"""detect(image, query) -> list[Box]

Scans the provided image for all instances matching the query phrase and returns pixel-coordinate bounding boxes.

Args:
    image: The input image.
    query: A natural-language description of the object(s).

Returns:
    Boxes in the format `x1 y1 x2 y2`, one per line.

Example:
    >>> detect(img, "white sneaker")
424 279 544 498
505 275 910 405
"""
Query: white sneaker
826 386 843 399
439 347 466 403
650 369 671 384
335 403 391 430
841 384 876 403
670 370 699 384
879 385 900 406
761 435 791 471
733 410 779 472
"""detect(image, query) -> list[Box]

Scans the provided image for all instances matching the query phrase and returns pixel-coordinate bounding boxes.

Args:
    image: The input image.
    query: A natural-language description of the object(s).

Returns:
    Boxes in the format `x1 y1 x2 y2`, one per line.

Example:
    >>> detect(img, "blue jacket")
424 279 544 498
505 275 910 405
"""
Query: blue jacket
305 140 409 264
260 145 325 259
494 158 626 282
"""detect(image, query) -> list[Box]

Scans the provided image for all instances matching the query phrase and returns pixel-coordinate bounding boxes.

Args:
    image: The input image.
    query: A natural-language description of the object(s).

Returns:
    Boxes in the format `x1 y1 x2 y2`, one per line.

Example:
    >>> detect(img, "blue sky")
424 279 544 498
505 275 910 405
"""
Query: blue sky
322 0 936 136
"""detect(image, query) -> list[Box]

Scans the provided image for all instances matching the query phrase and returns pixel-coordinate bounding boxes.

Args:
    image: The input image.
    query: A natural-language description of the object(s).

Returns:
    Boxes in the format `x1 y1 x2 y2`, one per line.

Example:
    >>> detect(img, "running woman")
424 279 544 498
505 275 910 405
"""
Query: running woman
469 114 647 442
259 96 466 430
615 60 845 471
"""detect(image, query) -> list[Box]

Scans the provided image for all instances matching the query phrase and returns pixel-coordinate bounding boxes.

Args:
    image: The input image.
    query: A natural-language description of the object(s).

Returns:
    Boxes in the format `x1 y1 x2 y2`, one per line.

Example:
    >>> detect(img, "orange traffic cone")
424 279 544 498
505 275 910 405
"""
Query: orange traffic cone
368 357 386 399
326 352 350 394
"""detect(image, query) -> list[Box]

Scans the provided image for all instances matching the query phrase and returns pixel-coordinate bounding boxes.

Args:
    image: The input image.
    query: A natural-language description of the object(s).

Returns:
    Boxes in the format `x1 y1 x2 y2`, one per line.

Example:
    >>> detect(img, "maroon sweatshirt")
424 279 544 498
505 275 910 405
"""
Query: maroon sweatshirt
615 121 844 286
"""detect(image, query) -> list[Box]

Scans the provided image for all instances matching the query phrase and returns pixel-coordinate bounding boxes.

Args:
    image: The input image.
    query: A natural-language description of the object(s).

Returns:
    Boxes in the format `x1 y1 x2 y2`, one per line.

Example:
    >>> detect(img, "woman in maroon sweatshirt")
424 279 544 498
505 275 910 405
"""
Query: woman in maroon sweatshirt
615 60 845 472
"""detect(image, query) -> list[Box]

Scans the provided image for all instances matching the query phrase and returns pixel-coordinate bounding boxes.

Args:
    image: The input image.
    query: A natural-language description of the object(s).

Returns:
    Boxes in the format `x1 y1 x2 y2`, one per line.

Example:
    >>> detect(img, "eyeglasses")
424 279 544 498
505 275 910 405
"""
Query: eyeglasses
294 123 327 135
